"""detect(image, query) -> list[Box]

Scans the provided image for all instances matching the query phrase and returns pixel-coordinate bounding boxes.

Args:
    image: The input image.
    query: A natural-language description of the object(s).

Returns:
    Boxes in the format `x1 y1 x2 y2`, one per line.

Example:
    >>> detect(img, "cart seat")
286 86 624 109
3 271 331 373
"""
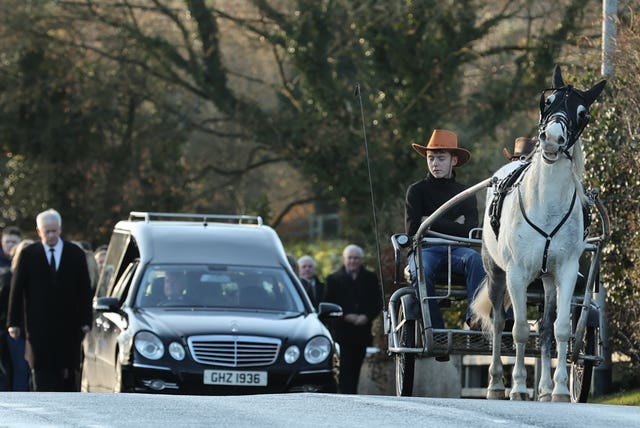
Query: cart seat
404 265 469 301
404 264 555 305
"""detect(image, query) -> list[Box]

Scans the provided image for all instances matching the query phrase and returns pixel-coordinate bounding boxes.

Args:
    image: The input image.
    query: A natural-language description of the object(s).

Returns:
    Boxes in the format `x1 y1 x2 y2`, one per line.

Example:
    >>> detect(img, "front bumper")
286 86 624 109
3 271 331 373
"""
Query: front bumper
121 362 338 395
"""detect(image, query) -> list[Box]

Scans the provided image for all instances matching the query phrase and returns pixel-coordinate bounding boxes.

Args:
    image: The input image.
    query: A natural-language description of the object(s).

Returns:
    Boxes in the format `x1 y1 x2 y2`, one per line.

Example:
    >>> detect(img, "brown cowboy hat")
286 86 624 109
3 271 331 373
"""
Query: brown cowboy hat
412 129 471 167
503 137 537 161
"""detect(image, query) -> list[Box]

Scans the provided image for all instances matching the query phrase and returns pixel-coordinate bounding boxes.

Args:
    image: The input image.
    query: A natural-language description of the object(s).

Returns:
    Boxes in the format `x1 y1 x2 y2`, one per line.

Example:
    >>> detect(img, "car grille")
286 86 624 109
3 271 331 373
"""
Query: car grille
187 335 281 367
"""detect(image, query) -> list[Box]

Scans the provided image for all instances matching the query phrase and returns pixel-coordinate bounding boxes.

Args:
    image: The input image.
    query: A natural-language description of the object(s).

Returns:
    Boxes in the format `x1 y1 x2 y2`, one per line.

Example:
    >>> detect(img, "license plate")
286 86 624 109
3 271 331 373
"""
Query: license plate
203 370 268 386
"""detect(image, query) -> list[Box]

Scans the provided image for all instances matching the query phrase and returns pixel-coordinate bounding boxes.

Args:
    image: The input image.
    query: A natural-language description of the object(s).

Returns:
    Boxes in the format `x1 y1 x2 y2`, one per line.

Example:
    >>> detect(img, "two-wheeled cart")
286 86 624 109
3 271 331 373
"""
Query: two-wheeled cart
385 177 610 402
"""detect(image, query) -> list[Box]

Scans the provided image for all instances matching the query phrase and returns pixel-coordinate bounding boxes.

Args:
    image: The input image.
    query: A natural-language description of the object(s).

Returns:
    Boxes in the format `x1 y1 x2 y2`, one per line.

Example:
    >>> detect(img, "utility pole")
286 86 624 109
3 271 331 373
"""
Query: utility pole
601 0 617 78
593 1 617 397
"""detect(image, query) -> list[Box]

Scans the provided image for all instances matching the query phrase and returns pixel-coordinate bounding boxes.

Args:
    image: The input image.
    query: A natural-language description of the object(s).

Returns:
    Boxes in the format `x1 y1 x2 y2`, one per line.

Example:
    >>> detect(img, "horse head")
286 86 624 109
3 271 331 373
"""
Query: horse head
537 65 607 163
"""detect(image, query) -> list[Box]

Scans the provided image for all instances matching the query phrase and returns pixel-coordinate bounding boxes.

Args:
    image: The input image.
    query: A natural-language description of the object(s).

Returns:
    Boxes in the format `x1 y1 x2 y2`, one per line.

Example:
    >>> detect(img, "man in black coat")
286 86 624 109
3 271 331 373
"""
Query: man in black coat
7 208 92 391
297 255 326 309
325 244 382 394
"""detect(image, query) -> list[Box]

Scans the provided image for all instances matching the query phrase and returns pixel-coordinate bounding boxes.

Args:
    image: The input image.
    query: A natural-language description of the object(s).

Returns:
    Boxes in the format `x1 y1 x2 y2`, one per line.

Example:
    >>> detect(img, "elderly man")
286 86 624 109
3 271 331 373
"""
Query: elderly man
7 209 92 391
325 244 382 394
297 255 326 309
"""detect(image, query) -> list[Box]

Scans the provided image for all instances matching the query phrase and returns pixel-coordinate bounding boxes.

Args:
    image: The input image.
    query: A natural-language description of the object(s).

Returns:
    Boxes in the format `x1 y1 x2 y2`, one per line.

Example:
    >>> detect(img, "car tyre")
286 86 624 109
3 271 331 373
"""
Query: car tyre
114 354 124 393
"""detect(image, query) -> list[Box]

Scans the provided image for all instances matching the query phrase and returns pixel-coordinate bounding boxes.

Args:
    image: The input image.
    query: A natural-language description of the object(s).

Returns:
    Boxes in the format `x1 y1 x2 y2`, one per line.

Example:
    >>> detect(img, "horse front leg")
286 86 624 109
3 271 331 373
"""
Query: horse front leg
538 276 556 401
552 269 578 402
507 280 529 400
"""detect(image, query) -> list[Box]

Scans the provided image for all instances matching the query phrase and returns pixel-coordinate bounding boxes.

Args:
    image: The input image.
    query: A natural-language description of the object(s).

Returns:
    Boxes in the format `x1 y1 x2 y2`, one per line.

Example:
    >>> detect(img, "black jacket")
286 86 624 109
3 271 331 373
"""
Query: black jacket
405 173 478 238
0 271 10 375
301 276 326 309
325 266 382 347
7 241 92 370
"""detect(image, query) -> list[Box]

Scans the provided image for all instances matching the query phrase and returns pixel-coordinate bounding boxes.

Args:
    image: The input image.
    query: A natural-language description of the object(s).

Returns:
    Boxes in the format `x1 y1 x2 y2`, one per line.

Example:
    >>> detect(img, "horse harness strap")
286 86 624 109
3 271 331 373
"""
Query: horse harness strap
517 186 578 274
489 162 531 238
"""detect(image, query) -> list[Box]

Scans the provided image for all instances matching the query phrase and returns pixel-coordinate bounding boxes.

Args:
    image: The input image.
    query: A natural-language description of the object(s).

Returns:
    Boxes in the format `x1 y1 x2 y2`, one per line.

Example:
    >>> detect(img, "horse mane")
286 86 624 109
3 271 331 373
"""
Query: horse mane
571 140 588 206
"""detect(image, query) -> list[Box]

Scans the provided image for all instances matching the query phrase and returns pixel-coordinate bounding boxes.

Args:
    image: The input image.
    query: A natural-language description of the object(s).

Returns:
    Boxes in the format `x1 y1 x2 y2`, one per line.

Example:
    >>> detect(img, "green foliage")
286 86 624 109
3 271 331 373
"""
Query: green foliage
264 0 573 243
576 23 640 363
284 239 348 279
592 388 640 406
0 1 190 242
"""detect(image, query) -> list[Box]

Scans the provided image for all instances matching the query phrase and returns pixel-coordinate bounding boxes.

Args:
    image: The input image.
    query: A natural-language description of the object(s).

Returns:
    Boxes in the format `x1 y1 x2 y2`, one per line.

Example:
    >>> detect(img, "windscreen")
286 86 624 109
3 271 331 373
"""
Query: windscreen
135 264 305 313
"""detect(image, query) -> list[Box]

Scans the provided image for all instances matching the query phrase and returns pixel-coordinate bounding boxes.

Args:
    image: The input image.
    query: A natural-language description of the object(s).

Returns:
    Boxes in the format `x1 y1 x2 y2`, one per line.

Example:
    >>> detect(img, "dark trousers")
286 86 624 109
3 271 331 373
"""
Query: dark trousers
338 343 367 394
409 246 486 328
6 336 30 391
32 368 78 392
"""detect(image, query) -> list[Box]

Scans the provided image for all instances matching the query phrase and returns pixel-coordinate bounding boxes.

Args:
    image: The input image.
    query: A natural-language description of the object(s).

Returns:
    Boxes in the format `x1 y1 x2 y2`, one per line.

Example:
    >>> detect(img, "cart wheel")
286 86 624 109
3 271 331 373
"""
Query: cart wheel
395 305 416 397
570 326 596 403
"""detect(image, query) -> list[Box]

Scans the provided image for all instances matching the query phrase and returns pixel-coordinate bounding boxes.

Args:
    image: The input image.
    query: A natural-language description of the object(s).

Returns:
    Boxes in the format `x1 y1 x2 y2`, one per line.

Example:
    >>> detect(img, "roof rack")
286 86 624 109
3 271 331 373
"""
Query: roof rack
128 212 263 226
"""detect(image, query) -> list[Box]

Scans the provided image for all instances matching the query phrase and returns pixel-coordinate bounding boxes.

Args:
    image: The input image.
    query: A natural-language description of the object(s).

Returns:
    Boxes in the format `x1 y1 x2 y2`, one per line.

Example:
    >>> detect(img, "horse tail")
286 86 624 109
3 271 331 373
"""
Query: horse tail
470 277 493 333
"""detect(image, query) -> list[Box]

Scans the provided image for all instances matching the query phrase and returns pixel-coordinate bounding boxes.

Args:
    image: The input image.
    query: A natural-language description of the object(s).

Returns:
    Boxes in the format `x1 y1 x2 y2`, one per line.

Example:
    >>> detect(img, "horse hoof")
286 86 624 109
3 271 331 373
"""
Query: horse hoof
552 394 570 402
487 389 506 400
538 393 552 402
509 391 529 401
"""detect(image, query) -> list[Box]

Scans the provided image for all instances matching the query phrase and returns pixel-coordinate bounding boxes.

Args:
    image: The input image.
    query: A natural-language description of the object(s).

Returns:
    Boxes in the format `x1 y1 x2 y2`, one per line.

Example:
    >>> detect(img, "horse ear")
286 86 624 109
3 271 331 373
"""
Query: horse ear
582 80 607 105
552 64 564 87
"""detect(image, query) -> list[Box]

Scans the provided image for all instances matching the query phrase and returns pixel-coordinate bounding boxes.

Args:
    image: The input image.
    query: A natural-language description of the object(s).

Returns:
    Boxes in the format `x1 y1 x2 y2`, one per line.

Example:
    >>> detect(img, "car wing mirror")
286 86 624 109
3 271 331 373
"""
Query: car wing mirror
317 302 343 320
94 296 128 320
94 297 119 311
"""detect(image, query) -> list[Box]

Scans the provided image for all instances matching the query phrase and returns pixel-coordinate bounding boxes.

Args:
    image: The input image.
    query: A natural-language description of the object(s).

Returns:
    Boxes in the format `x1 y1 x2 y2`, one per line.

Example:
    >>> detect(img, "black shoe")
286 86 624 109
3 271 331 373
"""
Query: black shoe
435 355 450 362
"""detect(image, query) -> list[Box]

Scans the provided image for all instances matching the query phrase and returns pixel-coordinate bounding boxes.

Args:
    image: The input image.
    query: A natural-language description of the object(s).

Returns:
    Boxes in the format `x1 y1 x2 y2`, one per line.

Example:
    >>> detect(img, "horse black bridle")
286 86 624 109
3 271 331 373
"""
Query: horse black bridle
538 85 592 160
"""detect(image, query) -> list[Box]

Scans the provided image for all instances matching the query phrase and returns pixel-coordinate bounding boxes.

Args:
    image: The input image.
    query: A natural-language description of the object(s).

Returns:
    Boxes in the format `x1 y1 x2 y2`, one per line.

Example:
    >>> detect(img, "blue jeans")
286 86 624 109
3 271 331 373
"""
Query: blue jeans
409 246 485 328
6 336 30 391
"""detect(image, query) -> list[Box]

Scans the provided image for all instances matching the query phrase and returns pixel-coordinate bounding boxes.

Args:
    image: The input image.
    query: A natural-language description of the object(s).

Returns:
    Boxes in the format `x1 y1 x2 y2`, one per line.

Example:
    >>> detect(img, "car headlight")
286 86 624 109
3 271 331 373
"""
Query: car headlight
169 342 185 361
134 331 165 360
304 336 331 364
284 345 300 364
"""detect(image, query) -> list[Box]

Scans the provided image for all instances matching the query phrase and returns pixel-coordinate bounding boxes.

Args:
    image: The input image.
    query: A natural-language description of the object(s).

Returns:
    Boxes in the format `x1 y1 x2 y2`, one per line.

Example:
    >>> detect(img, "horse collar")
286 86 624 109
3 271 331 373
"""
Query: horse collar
517 187 578 274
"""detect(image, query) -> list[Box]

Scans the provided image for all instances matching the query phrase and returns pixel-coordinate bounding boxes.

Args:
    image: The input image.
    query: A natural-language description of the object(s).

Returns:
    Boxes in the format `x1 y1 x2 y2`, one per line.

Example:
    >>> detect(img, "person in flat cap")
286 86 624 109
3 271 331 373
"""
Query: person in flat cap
503 137 537 162
405 129 485 336
490 136 538 185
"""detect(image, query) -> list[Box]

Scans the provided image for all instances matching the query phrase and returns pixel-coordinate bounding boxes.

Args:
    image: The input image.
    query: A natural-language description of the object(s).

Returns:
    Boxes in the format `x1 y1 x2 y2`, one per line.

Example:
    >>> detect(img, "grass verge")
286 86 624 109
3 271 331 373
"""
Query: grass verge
592 389 640 406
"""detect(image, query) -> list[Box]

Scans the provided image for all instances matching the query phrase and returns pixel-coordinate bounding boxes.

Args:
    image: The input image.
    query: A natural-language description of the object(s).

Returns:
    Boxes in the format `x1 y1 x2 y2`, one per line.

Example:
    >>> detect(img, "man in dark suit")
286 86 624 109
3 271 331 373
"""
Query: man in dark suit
7 208 92 391
325 244 382 394
297 255 326 309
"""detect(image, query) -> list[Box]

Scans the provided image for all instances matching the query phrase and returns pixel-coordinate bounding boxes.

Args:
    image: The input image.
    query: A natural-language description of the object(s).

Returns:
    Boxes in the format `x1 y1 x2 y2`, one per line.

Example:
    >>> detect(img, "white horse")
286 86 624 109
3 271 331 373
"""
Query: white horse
471 65 606 401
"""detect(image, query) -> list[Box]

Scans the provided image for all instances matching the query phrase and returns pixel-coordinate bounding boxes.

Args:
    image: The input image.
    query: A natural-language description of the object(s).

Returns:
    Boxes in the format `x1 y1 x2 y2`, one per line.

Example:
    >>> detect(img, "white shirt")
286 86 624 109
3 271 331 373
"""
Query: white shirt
43 240 63 271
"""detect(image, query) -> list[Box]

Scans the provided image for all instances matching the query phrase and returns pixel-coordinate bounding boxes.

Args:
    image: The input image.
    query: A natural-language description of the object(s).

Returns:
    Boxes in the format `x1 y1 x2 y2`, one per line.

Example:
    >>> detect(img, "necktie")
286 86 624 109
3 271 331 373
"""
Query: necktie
310 280 316 301
49 248 56 272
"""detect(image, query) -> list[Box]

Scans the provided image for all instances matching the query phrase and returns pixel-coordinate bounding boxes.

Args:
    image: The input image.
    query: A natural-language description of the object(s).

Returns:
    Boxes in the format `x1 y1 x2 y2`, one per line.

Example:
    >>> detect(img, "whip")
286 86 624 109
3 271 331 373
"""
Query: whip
354 83 387 309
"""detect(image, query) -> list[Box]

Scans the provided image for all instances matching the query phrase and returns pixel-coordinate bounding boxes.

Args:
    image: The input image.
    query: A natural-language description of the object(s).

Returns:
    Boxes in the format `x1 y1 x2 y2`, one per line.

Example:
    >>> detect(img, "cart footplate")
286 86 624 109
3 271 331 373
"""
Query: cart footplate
423 329 545 358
